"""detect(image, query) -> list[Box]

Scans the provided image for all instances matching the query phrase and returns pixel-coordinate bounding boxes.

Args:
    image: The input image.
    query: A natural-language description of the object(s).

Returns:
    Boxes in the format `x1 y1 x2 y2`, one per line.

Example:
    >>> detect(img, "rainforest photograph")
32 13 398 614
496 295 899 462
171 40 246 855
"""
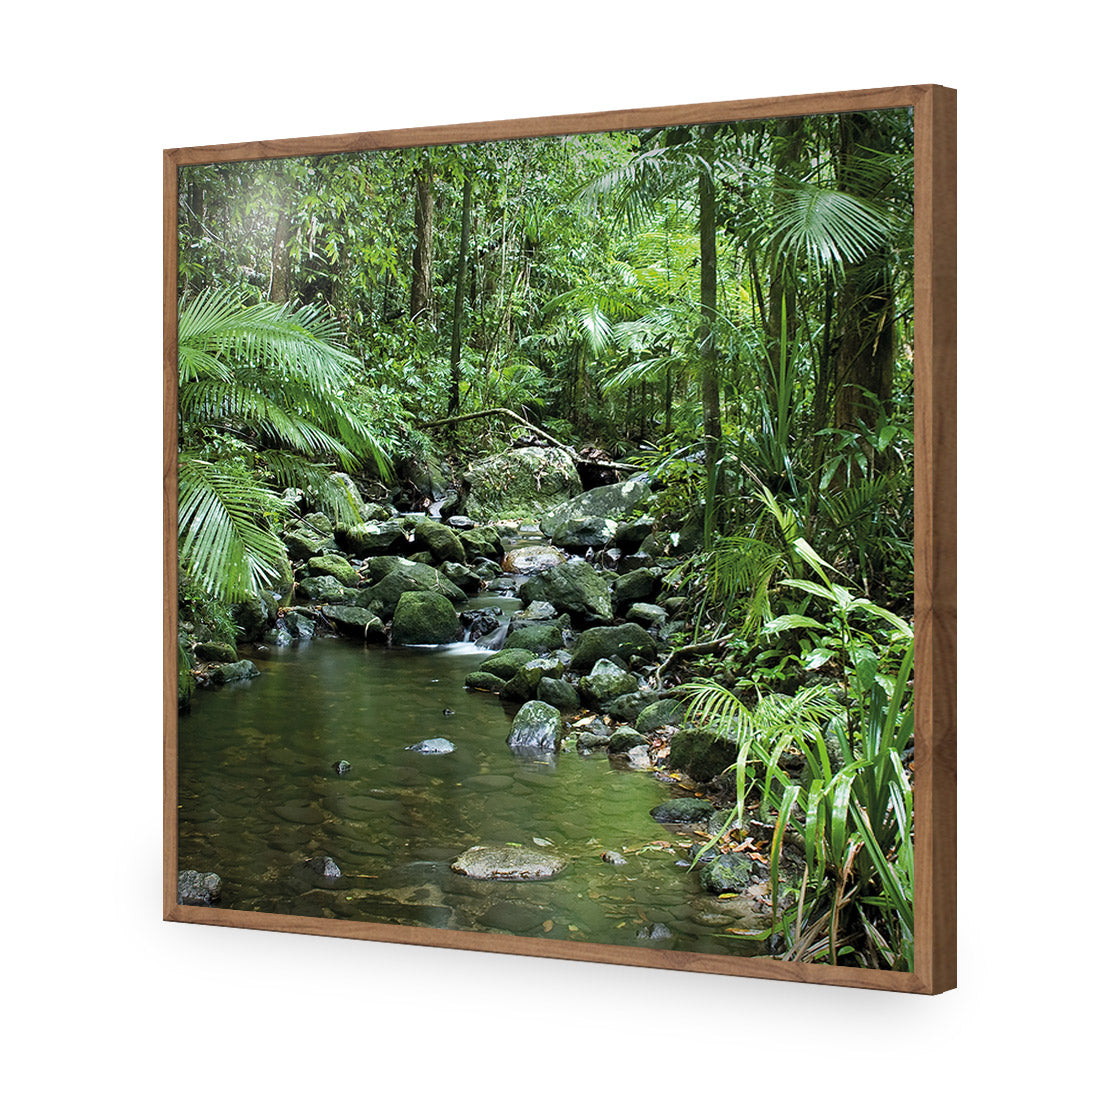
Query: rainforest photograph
174 105 917 971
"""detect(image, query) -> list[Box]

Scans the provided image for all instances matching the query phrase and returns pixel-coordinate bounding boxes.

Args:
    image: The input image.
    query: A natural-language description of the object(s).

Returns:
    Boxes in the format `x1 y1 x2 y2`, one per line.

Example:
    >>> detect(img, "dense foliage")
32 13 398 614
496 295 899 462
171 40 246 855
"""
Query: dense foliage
177 107 916 968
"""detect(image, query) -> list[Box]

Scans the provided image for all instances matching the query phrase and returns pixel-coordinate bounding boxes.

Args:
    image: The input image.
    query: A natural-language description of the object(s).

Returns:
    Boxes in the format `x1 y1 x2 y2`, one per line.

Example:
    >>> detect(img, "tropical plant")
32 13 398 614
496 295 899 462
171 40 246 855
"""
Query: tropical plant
178 287 391 602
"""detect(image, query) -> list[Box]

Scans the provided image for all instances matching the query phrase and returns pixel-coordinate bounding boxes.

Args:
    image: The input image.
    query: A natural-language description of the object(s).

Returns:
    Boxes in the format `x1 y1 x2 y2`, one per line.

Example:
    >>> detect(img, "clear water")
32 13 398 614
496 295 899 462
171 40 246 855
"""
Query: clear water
178 630 765 956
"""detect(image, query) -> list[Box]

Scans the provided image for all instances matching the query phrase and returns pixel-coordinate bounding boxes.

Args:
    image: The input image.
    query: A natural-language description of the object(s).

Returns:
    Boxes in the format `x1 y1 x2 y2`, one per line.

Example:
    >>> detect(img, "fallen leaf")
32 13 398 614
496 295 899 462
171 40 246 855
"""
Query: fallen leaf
531 837 552 847
542 919 554 932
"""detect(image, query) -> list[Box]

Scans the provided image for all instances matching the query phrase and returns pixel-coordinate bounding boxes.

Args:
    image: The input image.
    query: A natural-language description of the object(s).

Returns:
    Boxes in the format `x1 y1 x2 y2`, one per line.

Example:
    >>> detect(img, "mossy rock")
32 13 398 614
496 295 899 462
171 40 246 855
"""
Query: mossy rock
413 518 467 564
325 605 385 641
667 726 738 782
465 671 507 692
297 574 353 602
536 676 579 712
307 554 360 587
518 562 612 626
635 697 685 733
462 447 581 522
570 623 657 673
193 640 237 663
208 659 260 685
478 648 536 678
608 726 647 753
459 527 504 560
503 620 565 654
358 560 465 619
650 797 715 824
231 590 278 642
335 520 410 557
578 659 640 707
391 590 460 645
699 852 755 894
283 527 328 561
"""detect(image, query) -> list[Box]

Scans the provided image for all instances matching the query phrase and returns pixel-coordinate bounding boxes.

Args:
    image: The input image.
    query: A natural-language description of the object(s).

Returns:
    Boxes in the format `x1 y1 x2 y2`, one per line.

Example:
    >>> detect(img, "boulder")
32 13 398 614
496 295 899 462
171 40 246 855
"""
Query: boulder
650 797 715 824
231 590 278 642
451 845 566 880
406 738 455 754
578 659 640 706
570 623 658 672
605 691 655 722
465 671 508 692
325 605 385 641
178 870 222 906
509 600 558 623
328 471 371 524
500 657 565 703
667 727 738 782
306 554 360 587
536 676 579 712
608 726 647 753
625 602 668 629
412 518 467 564
391 591 460 645
699 852 755 894
297 574 351 602
477 648 536 678
539 477 651 542
335 520 410 557
193 640 237 663
502 545 568 574
635 698 686 733
518 562 612 626
459 527 504 560
507 700 563 752
208 660 259 685
502 620 566 654
542 515 623 551
613 567 660 606
440 561 482 594
282 526 329 560
614 516 656 554
358 559 465 619
462 446 582 522
281 611 315 640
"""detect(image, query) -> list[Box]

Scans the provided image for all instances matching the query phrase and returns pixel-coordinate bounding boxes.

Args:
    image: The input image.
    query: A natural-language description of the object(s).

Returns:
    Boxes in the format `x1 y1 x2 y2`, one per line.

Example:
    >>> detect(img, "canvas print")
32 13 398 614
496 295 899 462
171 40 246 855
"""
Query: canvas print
174 105 920 973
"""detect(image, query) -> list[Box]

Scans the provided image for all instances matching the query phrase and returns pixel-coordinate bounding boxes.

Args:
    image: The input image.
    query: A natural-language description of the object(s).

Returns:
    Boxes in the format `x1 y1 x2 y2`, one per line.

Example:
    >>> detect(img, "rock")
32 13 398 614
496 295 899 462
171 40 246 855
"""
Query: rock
440 561 482 594
177 870 222 906
608 726 647 753
302 511 336 534
451 845 566 880
459 527 504 560
465 671 507 692
578 659 640 706
264 624 294 647
605 691 655 722
328 471 371 524
297 574 351 602
625 602 668 628
577 723 612 749
500 657 563 702
282 526 329 560
193 640 237 663
518 562 612 626
281 611 315 640
510 600 558 622
602 850 627 865
391 591 460 645
462 446 582 522
406 738 455 754
543 515 624 551
539 477 652 542
537 676 580 712
208 660 260 685
502 621 565 653
413 518 467 564
699 852 755 894
650 797 715 824
570 623 658 672
667 727 738 782
507 700 563 752
303 855 342 879
178 646 195 709
613 567 660 607
635 698 686 733
636 922 673 942
306 554 360 587
231 590 278 642
333 760 352 775
477 648 536 678
614 516 656 554
481 900 547 933
325 605 385 640
335 519 410 557
502 545 568 574
358 559 465 618
622 744 652 769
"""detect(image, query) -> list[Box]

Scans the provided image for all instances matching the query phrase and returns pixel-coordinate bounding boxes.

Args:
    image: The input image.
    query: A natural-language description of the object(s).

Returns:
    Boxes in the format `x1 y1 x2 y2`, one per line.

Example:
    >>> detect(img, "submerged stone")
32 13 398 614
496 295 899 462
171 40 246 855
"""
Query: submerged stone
451 845 566 880
208 660 259 685
304 855 342 879
406 738 455 754
650 797 715 824
178 870 222 906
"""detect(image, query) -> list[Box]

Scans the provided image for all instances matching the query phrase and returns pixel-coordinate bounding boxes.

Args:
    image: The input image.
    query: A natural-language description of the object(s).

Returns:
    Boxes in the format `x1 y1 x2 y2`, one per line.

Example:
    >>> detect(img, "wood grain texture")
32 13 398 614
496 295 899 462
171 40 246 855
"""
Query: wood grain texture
163 86 957 992
912 85 958 994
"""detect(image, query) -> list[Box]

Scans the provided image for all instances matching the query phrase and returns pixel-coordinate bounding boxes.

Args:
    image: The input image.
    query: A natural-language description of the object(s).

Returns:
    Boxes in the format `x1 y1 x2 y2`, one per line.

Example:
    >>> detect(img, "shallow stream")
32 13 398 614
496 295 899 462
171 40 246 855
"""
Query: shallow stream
178 615 764 956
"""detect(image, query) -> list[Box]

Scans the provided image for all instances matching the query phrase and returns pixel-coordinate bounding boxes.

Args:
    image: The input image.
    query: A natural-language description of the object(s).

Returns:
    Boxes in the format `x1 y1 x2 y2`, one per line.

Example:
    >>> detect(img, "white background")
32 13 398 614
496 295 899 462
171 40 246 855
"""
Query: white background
3 2 1094 1095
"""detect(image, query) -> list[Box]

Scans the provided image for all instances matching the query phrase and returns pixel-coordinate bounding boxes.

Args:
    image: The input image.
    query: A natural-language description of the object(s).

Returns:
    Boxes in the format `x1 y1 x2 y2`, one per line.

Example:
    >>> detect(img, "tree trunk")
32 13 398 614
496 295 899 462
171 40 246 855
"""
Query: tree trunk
698 127 722 533
833 113 895 431
269 212 291 303
448 172 473 416
410 158 434 322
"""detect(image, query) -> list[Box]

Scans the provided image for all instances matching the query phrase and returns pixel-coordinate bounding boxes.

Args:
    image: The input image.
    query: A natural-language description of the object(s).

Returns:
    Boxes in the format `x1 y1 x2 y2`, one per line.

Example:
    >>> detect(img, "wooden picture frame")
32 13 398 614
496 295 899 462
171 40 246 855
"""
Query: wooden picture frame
164 84 956 994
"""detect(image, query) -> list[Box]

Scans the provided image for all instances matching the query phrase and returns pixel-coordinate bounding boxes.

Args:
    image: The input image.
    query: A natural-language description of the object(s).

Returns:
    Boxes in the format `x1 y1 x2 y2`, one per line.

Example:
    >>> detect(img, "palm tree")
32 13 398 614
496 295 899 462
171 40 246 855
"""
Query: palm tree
177 287 391 602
